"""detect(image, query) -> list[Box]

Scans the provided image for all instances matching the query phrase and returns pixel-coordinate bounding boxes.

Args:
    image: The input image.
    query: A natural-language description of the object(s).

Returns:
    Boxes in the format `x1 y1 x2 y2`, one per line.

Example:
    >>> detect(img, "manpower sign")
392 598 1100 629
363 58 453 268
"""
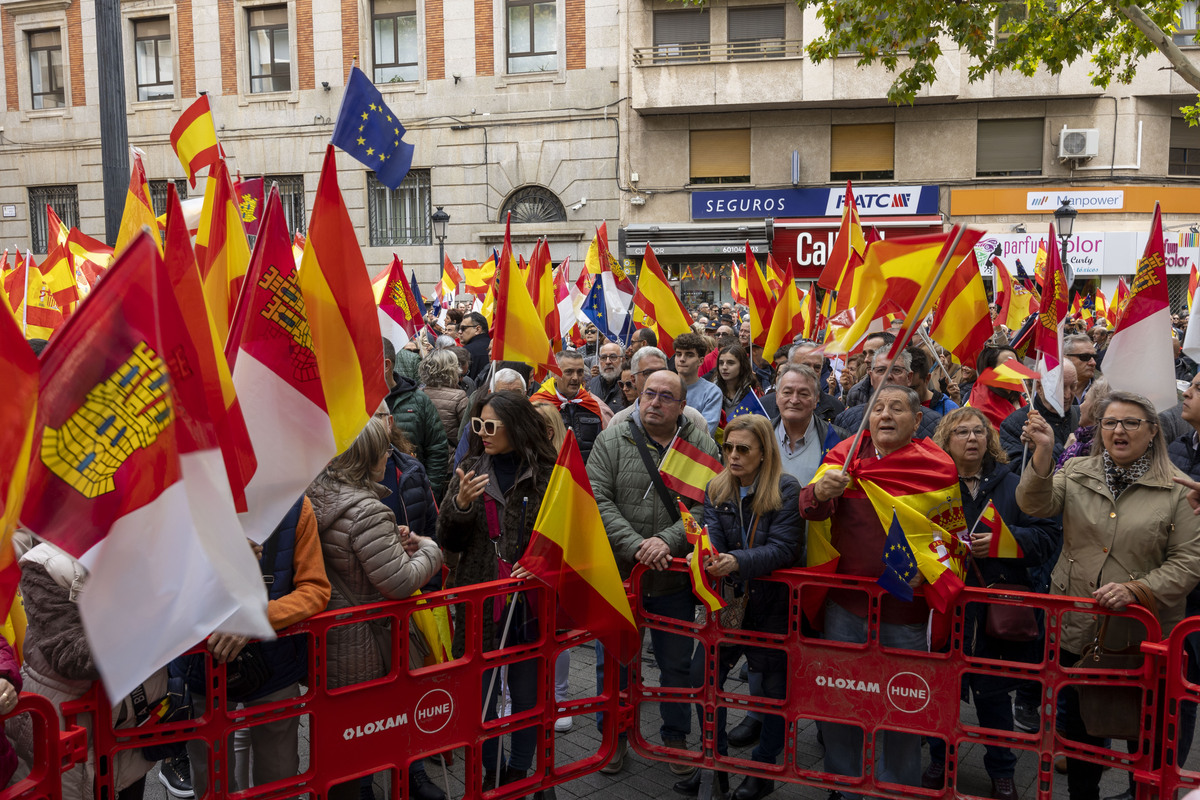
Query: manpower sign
1026 190 1124 211
952 185 1200 215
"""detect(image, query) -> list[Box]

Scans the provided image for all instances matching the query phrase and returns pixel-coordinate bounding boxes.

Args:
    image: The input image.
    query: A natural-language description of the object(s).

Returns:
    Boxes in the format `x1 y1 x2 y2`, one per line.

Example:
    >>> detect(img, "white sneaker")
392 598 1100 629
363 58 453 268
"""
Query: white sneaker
554 716 574 732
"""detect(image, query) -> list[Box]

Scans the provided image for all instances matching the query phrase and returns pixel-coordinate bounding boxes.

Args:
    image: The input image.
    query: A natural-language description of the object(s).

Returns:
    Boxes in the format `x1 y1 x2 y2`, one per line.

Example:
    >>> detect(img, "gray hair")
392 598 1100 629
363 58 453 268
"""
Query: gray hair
776 363 819 391
631 345 668 373
1089 390 1172 481
493 368 527 393
434 334 457 350
1063 334 1093 353
872 348 912 371
873 384 922 414
418 349 461 389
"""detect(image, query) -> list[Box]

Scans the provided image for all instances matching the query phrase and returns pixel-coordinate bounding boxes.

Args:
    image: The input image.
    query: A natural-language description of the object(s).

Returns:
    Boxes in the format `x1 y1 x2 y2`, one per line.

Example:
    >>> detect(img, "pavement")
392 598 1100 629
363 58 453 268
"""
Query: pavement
139 640 1168 800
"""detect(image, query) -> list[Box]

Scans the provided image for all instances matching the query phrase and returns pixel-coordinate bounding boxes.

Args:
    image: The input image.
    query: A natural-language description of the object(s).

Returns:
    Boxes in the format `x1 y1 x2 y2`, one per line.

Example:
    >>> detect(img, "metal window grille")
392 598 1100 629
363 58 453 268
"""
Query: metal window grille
134 17 174 101
367 170 430 246
263 174 306 235
148 180 189 217
28 29 65 110
1169 274 1191 315
372 0 418 83
28 185 79 254
499 186 565 224
248 5 291 93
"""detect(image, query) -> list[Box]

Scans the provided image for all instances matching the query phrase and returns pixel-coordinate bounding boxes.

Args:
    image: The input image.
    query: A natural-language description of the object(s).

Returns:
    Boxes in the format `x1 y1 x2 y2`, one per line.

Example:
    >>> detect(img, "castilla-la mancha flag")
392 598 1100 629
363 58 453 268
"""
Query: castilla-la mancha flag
21 232 273 700
1102 203 1177 412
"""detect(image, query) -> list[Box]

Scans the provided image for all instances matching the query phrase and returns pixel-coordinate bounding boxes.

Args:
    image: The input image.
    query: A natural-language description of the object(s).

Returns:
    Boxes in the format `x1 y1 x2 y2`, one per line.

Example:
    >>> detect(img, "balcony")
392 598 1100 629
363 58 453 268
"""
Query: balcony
630 39 805 114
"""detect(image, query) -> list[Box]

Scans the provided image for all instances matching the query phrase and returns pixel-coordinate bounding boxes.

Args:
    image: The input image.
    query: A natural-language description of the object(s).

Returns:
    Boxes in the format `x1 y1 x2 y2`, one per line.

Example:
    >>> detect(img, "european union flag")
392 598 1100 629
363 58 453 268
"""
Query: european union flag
331 67 415 190
409 270 428 319
730 391 767 420
582 278 633 346
820 423 842 458
877 509 917 602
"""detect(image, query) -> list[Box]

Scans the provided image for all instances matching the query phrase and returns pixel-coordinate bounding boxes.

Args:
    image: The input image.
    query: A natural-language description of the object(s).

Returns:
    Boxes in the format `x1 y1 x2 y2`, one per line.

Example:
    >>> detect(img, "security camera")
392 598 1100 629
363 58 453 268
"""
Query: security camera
570 197 587 212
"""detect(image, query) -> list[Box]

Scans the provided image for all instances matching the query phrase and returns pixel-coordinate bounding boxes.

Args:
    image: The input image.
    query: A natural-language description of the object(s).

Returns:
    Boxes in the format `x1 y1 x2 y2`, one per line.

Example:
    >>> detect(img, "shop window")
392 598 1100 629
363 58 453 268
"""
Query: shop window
976 118 1043 177
653 9 709 63
690 129 750 185
372 0 418 83
830 123 894 182
1177 1 1199 46
148 180 189 216
263 174 306 234
367 169 431 246
728 6 785 59
28 185 79 254
248 5 291 93
506 0 556 74
500 186 566 224
134 17 174 101
28 29 65 110
1170 118 1200 176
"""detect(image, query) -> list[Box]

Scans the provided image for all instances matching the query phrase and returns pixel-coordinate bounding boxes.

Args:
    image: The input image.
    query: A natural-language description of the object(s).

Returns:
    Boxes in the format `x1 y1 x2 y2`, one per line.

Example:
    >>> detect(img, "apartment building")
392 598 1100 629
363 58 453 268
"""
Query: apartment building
0 0 620 279
615 0 1200 306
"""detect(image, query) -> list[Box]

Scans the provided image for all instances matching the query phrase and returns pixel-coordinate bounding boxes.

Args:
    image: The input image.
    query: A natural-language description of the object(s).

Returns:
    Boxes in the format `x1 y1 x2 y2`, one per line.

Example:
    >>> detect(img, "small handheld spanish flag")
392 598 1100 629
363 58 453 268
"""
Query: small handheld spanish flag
978 500 1023 560
978 361 1040 392
680 501 725 614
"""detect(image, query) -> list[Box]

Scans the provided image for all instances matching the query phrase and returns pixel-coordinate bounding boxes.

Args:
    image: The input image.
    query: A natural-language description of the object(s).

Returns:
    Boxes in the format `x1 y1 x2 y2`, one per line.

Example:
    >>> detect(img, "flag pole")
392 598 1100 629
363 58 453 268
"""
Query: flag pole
21 251 29 336
840 225 970 471
915 326 956 392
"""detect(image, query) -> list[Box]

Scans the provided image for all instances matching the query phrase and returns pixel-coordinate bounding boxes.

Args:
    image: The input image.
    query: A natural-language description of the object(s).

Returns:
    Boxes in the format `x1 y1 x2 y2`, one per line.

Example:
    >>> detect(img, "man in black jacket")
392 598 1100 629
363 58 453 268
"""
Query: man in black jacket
460 312 492 382
587 341 626 412
997 358 1078 472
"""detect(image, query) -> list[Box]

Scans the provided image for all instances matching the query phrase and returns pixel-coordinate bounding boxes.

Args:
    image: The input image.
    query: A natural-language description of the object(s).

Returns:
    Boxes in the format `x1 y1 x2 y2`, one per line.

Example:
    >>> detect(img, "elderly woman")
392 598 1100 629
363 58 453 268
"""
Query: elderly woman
677 414 802 800
1018 391 1200 800
420 349 470 454
927 408 1059 800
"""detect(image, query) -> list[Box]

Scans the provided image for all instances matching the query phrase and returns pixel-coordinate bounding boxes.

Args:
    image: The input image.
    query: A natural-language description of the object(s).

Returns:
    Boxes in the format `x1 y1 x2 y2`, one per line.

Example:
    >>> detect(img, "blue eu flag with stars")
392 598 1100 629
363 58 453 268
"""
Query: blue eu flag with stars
729 391 767 420
581 278 634 346
878 509 918 602
331 67 416 190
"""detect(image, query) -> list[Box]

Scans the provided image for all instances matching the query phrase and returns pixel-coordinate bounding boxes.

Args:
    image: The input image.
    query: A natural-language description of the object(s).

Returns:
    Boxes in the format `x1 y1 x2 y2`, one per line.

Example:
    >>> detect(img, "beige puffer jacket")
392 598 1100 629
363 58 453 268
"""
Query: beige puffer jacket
424 385 468 451
307 476 442 688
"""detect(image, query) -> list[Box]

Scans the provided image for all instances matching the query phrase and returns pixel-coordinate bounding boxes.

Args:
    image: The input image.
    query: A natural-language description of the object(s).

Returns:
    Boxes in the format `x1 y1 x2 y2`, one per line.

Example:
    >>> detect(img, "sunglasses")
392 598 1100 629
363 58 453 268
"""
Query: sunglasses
1068 352 1097 362
619 380 635 389
722 442 755 455
470 417 505 436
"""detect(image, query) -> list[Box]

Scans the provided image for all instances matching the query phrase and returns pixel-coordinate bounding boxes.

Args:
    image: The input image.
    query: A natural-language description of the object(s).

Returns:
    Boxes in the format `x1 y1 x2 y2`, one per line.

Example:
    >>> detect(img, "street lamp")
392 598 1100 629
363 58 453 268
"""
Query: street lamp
431 205 450 271
1054 199 1077 288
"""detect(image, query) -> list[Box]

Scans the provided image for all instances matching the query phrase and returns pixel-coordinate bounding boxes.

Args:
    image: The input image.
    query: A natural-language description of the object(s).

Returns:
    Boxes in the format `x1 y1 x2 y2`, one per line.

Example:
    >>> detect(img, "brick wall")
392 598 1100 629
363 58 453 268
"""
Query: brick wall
474 0 492 77
425 0 443 81
296 0 313 89
177 0 195 97
66 0 84 105
219 0 236 93
3 10 16 111
340 0 356 80
564 0 584 70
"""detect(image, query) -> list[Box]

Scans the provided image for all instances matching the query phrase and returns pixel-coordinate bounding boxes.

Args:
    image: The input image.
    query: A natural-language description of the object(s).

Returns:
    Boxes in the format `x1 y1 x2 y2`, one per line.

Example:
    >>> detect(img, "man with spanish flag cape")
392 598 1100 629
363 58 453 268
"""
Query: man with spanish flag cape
799 383 964 791
529 351 613 462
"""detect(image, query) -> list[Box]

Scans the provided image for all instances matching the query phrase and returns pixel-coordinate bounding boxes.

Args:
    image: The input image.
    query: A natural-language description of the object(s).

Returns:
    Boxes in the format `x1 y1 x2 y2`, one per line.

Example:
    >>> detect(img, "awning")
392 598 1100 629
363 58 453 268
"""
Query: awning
772 215 944 279
620 221 772 259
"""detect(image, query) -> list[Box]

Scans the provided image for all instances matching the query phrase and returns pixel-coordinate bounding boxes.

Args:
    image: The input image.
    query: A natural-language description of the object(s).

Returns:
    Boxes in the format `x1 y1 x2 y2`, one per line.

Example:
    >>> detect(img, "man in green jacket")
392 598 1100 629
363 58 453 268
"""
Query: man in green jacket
587 369 720 777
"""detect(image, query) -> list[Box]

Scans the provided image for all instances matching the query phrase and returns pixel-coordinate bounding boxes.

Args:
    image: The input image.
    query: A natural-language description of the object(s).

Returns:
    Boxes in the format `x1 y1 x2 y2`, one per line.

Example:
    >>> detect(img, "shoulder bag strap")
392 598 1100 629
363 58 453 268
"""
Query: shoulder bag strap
627 420 682 524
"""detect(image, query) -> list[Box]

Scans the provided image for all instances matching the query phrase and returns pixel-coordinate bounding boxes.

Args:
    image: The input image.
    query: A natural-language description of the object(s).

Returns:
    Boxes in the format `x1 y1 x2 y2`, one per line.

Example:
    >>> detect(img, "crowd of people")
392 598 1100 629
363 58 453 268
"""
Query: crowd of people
7 293 1200 800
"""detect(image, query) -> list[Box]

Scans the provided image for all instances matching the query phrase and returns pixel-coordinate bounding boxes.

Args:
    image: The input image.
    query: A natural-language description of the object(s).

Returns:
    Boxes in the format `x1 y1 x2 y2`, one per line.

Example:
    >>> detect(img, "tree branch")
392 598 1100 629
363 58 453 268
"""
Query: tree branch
1119 2 1200 92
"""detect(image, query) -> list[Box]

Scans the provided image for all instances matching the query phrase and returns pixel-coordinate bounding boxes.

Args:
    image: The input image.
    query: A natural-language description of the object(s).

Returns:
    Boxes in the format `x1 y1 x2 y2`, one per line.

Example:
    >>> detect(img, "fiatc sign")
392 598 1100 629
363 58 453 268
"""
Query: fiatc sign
690 185 939 220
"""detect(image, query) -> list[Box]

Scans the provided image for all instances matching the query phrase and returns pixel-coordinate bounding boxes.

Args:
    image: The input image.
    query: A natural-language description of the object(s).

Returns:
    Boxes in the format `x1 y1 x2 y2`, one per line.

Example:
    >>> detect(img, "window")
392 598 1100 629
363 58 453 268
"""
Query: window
506 0 556 73
1170 117 1200 176
28 185 79 253
653 9 709 63
148 180 189 216
1177 1 1199 46
134 17 174 101
995 1 1055 42
500 186 566 224
263 174 306 234
690 129 750 185
367 170 430 246
830 123 894 181
28 29 64 110
728 6 785 59
248 5 290 93
372 0 417 83
976 118 1043 177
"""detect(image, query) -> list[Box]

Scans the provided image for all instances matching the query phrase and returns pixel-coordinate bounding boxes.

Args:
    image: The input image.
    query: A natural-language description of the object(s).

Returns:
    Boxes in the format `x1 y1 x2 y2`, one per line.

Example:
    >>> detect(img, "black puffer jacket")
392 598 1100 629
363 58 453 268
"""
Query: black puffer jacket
998 397 1080 472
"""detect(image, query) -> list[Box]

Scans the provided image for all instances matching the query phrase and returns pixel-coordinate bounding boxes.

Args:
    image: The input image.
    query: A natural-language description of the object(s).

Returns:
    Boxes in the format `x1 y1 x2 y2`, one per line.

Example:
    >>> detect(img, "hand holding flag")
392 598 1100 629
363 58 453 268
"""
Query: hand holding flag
679 501 725 614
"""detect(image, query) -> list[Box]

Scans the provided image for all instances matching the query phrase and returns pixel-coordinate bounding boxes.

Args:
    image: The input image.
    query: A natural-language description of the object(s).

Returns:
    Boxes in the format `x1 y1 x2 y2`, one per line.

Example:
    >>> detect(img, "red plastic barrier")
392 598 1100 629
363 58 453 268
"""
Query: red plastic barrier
2 693 87 800
1159 614 1200 800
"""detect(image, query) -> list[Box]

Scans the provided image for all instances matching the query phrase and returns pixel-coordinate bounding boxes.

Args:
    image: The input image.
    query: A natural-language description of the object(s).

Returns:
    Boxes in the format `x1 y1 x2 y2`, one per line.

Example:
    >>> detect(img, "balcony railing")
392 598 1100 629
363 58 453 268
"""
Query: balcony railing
632 38 803 66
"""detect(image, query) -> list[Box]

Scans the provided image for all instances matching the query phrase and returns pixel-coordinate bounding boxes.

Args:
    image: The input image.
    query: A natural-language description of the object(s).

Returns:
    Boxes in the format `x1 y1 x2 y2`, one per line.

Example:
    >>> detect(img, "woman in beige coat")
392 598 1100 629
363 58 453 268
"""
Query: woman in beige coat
1017 390 1200 800
420 349 469 453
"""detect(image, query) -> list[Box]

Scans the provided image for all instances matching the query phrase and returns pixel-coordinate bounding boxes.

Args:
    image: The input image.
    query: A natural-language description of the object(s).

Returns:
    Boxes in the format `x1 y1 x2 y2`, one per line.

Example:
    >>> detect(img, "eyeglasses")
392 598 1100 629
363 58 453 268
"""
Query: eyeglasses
1099 417 1151 431
871 366 910 377
1068 352 1097 362
599 354 621 361
619 380 635 389
470 417 506 435
951 427 987 440
636 367 664 378
641 389 680 406
722 442 755 455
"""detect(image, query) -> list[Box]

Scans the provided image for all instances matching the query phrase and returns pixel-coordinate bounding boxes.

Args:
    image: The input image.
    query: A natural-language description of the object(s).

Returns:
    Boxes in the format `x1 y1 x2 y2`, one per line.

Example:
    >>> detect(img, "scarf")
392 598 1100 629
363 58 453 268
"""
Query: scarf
1102 449 1152 499
530 377 605 418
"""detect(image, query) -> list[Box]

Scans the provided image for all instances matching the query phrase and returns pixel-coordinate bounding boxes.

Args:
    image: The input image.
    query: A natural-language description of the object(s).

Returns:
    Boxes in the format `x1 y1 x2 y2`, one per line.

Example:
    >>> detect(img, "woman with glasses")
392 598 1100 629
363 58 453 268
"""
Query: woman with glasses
1018 391 1200 800
437 391 558 791
715 345 758 415
926 409 1058 800
677 414 802 800
618 361 639 407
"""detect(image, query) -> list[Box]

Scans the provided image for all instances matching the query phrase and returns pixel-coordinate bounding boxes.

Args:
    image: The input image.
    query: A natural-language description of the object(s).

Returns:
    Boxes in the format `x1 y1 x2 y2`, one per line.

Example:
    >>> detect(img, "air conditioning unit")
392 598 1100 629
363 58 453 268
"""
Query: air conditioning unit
1058 128 1100 160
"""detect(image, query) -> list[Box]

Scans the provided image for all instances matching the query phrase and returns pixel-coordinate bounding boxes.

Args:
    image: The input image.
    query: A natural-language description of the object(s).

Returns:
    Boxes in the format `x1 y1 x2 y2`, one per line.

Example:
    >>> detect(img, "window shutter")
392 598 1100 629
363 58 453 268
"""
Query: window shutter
976 118 1043 175
728 6 784 40
690 129 751 180
829 124 894 174
1172 117 1200 148
654 9 710 45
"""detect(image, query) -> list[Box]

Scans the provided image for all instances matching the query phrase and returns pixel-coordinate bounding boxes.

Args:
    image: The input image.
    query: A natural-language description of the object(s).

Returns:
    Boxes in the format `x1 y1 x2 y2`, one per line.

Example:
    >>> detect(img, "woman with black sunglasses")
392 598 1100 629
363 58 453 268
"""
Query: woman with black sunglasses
437 390 558 793
619 361 639 407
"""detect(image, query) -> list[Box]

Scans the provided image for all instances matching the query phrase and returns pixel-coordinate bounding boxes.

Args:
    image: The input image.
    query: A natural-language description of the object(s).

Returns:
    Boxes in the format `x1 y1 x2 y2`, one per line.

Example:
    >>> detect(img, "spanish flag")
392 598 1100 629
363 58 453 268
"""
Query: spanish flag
66 227 113 290
463 253 497 298
527 239 561 351
632 244 693 358
297 145 389 453
195 158 251 343
679 501 725 614
170 95 221 188
978 360 1039 392
437 253 462 308
978 500 1023 560
746 243 775 348
820 181 868 295
762 258 804 358
1112 277 1130 327
521 430 638 663
730 260 747 305
928 250 992 366
492 214 558 377
8 253 66 340
115 150 164 257
659 438 723 505
0 296 37 619
994 254 1039 330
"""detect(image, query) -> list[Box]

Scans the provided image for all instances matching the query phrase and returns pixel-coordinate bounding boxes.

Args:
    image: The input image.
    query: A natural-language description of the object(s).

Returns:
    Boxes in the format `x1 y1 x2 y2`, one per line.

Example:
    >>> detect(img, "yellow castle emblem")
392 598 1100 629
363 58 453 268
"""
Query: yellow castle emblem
41 342 174 498
258 264 319 381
